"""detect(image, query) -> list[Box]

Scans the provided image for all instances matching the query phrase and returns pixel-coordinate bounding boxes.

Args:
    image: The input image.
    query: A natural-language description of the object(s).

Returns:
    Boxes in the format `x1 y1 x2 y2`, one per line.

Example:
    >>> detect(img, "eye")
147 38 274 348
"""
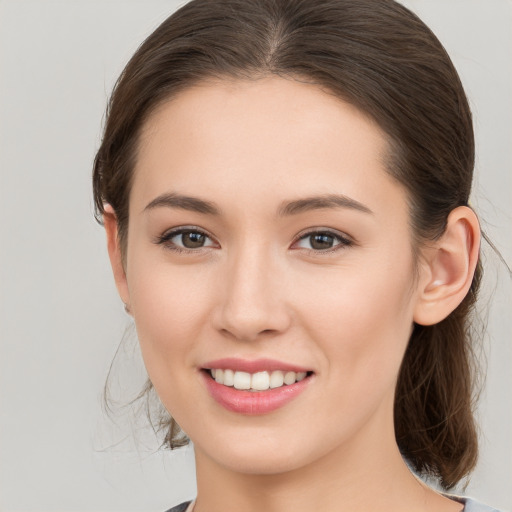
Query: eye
292 230 352 252
156 227 217 252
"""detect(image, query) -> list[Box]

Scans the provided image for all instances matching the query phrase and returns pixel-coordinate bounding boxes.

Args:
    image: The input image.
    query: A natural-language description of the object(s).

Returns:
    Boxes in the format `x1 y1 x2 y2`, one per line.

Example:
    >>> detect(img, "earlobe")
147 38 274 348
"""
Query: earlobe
103 204 131 308
413 206 480 326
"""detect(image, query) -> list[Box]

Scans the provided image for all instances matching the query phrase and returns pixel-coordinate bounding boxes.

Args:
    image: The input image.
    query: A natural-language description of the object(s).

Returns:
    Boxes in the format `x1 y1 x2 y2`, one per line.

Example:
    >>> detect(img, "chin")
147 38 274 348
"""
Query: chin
191 423 336 477
212 447 308 476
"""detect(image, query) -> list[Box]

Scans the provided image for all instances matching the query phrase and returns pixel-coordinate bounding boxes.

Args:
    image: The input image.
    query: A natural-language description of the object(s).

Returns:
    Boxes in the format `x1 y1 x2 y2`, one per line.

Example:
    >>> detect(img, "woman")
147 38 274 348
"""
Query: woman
93 0 503 510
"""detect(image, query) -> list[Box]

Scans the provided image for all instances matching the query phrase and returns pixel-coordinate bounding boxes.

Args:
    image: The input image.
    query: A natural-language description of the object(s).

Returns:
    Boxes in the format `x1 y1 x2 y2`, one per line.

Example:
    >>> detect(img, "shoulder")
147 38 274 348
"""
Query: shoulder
163 501 192 512
460 497 507 512
162 498 509 512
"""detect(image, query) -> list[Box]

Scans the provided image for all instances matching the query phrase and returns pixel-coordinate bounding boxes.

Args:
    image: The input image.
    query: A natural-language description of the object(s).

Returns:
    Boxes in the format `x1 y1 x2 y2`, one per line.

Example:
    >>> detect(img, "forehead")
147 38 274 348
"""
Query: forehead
132 77 405 219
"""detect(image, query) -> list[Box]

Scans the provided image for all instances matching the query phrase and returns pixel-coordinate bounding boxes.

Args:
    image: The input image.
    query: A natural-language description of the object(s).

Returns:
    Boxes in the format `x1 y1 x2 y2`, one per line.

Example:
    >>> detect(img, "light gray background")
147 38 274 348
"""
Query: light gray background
0 1 510 510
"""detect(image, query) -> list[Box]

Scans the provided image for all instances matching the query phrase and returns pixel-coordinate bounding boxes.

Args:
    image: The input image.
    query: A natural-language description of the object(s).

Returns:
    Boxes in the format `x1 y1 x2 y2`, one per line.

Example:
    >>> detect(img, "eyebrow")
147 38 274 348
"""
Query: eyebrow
144 192 220 215
143 192 373 216
277 194 373 216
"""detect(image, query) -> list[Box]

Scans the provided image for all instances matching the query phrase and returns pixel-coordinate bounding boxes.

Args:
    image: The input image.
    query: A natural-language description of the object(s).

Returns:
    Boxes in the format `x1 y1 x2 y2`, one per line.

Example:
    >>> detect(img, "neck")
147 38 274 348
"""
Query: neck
192 412 459 512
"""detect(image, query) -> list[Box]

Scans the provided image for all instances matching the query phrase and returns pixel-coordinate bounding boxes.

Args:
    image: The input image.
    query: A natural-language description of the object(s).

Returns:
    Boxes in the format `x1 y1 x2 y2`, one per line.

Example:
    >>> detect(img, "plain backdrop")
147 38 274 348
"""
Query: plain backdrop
0 1 510 510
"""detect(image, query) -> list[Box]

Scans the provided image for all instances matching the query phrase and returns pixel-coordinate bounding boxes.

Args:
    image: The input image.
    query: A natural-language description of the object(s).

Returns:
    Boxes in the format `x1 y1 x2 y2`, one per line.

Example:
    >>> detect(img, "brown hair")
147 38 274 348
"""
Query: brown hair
93 0 481 489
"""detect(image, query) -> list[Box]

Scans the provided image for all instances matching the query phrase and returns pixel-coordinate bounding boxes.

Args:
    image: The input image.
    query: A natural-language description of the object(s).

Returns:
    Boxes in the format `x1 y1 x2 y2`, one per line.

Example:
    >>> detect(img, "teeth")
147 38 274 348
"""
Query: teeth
284 371 296 385
251 371 270 391
223 369 234 386
209 369 309 391
233 371 251 390
269 370 284 389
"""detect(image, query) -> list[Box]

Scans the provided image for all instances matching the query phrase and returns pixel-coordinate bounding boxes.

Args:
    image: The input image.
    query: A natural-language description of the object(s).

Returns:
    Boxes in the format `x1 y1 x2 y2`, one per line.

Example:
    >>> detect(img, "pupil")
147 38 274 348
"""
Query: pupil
183 231 205 248
310 233 334 250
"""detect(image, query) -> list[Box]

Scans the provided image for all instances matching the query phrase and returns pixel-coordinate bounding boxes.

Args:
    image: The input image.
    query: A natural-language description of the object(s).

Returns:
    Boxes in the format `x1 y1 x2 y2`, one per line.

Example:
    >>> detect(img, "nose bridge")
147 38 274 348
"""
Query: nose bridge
215 239 290 341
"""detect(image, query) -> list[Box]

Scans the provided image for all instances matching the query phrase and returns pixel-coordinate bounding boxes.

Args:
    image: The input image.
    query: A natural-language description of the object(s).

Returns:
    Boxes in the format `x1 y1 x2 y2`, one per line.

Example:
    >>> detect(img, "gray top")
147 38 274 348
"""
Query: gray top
165 496 506 512
165 503 190 512
462 497 504 512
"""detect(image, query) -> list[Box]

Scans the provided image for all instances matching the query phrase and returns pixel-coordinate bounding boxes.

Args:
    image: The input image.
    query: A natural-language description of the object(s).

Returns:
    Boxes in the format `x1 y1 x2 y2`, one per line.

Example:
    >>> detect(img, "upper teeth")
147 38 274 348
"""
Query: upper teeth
210 369 308 391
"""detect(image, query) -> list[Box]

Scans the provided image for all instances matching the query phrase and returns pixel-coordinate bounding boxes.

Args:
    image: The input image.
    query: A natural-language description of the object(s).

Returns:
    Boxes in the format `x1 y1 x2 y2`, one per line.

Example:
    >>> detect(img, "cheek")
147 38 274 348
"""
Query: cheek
126 251 215 372
297 257 415 387
289 265 415 453
126 262 218 425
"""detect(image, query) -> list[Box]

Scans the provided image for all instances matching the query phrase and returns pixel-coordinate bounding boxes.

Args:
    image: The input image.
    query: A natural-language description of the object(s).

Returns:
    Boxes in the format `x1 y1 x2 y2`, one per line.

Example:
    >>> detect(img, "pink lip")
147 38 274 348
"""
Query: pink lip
202 357 310 374
200 358 313 415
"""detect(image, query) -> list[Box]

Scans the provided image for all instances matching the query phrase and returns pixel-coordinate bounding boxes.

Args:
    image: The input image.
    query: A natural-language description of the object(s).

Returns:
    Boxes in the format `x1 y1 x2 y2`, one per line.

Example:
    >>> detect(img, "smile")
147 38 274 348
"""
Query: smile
201 359 314 414
209 369 309 391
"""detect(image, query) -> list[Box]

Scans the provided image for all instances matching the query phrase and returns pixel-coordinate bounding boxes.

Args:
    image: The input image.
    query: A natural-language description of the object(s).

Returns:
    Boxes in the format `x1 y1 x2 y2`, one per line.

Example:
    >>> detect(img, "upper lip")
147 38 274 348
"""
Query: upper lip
202 358 312 374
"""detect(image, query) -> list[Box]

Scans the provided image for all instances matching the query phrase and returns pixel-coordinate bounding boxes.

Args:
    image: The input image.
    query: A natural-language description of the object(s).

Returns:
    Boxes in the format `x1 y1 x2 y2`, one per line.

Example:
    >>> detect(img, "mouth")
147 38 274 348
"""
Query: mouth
205 368 312 392
200 359 314 414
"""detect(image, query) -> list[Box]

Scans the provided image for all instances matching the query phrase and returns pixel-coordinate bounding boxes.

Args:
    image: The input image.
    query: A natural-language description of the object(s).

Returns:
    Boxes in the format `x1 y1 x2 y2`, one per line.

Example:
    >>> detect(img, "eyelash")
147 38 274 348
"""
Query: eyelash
291 229 353 254
155 226 217 254
155 227 353 255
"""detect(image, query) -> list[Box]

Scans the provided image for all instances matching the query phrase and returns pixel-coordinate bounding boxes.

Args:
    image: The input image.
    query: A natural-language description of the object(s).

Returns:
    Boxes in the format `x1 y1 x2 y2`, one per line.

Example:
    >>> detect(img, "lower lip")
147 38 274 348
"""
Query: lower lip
202 371 312 415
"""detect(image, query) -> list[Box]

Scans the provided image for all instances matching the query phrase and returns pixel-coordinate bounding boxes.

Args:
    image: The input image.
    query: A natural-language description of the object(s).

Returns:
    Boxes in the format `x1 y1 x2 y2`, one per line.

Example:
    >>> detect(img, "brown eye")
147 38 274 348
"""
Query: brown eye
156 227 217 251
180 231 207 248
293 230 352 252
309 233 336 250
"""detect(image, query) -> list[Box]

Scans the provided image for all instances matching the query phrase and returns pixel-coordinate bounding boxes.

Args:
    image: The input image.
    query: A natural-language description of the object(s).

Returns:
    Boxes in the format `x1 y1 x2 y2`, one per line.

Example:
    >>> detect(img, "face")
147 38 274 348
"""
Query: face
116 77 424 475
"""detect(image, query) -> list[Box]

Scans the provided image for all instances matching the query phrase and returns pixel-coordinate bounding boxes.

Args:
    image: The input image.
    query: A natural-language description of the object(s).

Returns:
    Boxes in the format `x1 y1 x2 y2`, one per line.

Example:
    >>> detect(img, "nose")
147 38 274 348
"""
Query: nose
212 245 292 342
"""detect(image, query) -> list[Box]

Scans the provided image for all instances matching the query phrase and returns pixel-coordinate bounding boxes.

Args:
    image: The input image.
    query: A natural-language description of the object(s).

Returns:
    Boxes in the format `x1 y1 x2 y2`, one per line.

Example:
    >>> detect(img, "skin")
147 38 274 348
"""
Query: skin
105 77 480 512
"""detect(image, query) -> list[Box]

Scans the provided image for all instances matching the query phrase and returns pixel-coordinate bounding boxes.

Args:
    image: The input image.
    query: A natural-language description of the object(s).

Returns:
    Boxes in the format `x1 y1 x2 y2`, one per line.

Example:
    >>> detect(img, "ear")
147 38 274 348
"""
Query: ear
103 204 131 308
413 206 480 326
